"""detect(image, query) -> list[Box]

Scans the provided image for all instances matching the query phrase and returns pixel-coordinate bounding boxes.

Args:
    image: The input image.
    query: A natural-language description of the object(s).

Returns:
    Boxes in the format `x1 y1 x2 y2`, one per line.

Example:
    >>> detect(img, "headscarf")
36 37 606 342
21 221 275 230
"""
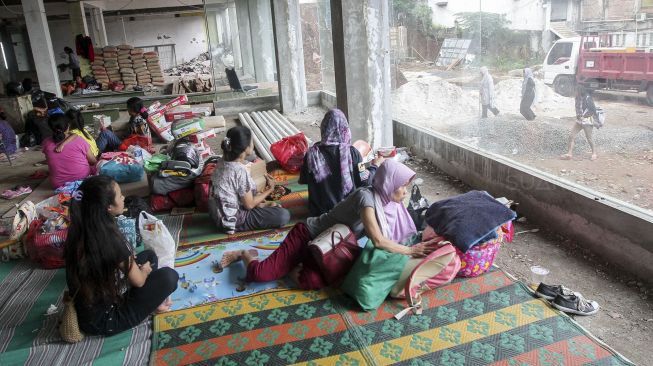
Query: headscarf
522 68 535 97
372 159 417 243
479 67 495 106
306 108 354 196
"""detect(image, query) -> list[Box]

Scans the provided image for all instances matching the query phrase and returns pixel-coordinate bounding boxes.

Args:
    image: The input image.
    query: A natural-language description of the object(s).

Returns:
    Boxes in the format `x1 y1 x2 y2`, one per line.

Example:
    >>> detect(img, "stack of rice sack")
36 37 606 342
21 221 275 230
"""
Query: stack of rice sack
144 51 165 86
91 52 109 86
117 44 136 89
102 46 121 85
131 48 147 87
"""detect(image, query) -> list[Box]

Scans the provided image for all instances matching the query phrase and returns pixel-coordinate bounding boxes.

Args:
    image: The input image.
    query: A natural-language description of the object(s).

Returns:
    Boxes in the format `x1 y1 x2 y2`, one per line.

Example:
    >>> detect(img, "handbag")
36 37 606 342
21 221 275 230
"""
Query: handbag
1 201 37 260
392 243 461 319
408 185 429 230
59 290 84 343
308 224 362 285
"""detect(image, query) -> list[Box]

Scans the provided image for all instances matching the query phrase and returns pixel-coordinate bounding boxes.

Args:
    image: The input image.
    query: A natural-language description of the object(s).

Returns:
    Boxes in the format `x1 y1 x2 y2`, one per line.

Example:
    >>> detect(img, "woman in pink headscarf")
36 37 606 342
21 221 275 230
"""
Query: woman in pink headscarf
220 160 436 289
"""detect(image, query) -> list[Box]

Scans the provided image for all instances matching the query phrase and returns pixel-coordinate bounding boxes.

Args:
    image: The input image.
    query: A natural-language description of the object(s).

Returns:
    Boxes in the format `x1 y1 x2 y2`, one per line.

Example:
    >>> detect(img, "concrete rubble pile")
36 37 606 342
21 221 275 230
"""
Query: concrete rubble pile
91 44 165 89
164 52 212 76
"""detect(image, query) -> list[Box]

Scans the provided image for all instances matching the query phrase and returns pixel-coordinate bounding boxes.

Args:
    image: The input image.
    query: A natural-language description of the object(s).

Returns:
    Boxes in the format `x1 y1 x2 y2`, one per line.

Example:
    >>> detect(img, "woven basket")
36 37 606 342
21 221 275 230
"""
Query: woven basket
59 291 84 343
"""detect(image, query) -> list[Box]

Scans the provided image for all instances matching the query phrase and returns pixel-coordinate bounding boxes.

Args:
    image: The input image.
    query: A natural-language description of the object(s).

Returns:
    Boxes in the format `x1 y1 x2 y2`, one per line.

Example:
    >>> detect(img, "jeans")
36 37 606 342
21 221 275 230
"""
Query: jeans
79 250 179 336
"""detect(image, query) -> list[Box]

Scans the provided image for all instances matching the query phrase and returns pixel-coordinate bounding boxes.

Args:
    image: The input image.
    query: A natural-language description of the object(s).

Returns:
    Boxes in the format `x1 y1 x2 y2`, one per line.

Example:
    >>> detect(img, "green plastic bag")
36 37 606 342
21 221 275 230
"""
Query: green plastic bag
144 154 169 174
341 240 409 311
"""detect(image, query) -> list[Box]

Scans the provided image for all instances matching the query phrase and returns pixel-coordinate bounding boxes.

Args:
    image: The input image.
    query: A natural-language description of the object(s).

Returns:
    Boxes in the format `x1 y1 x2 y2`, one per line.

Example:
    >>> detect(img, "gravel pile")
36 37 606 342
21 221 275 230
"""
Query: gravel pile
441 114 653 157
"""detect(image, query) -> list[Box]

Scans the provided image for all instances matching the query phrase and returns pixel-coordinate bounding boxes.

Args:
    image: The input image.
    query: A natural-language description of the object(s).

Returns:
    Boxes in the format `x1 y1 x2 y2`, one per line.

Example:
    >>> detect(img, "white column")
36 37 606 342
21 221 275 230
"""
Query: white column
228 3 242 70
272 0 307 113
89 7 108 47
21 0 62 97
248 0 276 83
68 1 89 37
331 0 393 148
236 0 255 78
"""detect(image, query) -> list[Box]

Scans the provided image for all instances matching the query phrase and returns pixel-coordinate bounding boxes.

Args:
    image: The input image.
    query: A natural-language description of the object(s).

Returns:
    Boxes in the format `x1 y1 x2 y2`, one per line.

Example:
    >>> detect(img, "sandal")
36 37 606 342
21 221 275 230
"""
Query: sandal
1 186 32 200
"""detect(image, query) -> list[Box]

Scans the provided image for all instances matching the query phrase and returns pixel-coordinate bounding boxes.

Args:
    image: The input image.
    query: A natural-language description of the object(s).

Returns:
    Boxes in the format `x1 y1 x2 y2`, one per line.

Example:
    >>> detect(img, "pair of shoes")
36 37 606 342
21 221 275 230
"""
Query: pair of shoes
1 186 32 200
535 283 600 316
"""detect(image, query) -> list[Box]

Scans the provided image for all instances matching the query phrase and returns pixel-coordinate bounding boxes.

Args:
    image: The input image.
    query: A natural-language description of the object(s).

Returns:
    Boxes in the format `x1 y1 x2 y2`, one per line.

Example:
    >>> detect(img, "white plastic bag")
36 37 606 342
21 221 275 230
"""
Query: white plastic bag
138 212 176 268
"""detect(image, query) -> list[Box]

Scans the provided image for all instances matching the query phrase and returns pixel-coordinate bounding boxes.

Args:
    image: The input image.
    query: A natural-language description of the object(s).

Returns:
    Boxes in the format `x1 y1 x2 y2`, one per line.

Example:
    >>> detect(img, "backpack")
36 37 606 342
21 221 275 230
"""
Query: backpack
391 243 461 319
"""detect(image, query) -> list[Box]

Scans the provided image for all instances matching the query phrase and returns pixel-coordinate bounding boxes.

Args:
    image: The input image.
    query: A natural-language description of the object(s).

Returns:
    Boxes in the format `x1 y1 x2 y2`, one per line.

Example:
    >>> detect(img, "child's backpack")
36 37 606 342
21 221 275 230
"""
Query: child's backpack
391 243 461 319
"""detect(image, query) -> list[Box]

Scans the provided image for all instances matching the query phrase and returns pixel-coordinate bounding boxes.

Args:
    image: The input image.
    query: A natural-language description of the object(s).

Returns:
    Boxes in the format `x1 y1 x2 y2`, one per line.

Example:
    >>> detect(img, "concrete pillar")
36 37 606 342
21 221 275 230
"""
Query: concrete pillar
317 0 335 93
272 0 307 113
236 0 255 78
21 0 62 97
68 1 89 38
89 7 108 47
330 0 393 148
228 3 242 70
248 0 276 82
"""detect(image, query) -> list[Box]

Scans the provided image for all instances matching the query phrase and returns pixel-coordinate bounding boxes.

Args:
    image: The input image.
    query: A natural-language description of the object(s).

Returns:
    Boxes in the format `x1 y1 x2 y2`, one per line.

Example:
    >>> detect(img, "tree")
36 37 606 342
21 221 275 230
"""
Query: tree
393 0 434 36
455 12 511 54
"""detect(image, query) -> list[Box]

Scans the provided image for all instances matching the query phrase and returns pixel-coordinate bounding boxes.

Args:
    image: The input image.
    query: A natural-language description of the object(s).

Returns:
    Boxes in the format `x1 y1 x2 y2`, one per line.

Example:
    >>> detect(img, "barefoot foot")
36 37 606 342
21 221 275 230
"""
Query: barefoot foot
155 298 173 313
220 249 260 268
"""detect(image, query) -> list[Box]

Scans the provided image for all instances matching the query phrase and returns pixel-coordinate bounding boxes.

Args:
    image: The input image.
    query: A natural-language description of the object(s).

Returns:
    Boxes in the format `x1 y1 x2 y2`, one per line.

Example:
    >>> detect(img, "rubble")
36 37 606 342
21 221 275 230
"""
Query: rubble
165 52 212 76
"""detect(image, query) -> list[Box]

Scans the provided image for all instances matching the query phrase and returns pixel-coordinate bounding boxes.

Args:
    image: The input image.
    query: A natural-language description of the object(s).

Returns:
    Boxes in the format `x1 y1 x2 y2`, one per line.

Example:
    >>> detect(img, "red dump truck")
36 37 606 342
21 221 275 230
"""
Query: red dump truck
543 34 653 105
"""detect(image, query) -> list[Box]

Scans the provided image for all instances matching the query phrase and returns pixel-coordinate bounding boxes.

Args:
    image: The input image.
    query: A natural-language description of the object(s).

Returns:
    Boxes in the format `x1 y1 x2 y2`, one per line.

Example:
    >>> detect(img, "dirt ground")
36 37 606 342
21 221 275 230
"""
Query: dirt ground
394 63 653 213
288 106 653 365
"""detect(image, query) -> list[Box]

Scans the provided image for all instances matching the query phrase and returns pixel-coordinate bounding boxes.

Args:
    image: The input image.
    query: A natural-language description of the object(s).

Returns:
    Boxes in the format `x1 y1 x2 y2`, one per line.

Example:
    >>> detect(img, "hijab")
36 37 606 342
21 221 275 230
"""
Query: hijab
522 68 535 97
372 159 417 243
306 108 354 196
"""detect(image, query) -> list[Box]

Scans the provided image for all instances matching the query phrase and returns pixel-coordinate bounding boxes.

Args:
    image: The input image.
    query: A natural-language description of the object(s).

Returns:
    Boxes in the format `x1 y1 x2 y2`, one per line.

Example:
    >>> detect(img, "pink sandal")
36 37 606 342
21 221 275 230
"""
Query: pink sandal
1 186 32 200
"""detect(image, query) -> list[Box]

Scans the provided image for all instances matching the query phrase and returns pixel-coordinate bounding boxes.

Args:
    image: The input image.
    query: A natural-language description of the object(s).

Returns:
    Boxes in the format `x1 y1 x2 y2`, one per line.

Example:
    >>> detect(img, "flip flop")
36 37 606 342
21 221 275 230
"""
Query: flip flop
28 170 48 179
1 186 32 200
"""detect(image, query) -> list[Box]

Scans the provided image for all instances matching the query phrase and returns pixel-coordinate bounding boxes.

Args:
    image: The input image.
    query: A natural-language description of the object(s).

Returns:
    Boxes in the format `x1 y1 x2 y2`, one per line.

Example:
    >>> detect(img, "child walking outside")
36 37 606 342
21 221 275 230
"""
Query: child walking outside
209 126 290 234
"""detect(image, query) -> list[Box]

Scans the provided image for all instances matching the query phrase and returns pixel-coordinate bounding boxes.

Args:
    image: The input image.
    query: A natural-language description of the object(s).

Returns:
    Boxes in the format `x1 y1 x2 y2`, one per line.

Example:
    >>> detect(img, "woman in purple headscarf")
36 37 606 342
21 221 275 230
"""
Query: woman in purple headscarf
299 108 383 216
220 159 436 290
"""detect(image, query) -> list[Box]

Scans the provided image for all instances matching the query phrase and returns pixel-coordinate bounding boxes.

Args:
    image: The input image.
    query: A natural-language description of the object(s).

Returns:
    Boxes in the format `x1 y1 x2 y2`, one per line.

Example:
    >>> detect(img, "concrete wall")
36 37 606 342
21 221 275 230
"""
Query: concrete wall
429 0 546 31
104 13 208 65
394 120 653 280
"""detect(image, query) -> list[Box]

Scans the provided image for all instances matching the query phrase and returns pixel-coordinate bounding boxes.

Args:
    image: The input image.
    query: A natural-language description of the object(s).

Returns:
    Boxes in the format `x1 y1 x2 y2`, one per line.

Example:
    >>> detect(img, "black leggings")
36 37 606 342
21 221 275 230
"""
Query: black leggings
80 250 179 336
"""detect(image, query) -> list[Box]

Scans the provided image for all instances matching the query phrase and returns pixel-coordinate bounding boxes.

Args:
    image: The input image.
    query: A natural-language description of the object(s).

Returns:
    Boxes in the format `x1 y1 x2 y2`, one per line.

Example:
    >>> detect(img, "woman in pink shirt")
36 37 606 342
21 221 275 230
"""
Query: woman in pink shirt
42 114 97 189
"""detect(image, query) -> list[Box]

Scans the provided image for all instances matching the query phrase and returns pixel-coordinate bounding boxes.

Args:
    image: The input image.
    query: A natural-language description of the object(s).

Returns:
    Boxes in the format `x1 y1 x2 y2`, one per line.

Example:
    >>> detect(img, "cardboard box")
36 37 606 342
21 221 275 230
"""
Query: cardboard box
188 128 217 143
172 117 205 138
203 115 226 129
164 106 195 122
165 95 188 110
245 158 267 192
193 140 213 160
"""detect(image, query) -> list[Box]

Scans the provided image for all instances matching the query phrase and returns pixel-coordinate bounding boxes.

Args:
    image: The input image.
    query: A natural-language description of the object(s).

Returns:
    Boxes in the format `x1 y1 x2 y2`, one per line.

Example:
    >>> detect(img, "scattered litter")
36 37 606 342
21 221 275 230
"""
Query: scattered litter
45 304 58 315
165 52 211 76
607 312 622 319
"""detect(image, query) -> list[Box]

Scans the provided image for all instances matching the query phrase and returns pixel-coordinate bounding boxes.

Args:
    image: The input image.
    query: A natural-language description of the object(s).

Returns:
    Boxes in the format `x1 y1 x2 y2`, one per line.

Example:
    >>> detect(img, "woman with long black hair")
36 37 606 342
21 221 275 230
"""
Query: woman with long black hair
65 176 178 336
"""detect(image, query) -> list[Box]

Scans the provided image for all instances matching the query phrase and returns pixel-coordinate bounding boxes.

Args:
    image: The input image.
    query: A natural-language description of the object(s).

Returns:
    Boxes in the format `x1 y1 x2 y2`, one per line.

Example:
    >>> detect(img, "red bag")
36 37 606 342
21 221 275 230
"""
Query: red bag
308 224 362 285
25 219 67 269
270 133 308 173
194 160 220 212
150 188 195 213
119 134 154 154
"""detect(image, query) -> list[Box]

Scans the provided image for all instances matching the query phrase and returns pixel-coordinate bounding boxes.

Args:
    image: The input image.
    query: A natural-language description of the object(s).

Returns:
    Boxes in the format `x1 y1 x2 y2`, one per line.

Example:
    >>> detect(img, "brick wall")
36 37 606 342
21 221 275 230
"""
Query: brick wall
606 0 637 19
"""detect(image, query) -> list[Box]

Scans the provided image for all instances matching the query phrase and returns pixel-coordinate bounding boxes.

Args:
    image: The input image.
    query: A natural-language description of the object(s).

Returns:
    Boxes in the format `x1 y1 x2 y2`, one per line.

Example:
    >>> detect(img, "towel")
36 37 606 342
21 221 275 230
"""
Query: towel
425 190 516 253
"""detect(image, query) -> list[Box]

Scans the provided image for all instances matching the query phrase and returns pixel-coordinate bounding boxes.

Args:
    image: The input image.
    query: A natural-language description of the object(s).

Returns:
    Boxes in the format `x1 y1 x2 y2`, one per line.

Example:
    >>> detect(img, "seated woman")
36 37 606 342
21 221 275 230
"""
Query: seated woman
55 109 122 155
126 97 151 138
300 108 383 216
221 160 435 290
65 176 178 336
0 108 17 156
42 114 96 189
209 126 291 234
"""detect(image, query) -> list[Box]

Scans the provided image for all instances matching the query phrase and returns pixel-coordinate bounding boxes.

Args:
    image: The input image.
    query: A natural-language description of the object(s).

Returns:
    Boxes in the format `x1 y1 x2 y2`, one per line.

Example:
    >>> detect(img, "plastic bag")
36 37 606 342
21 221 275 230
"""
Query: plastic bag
138 212 176 268
270 133 309 173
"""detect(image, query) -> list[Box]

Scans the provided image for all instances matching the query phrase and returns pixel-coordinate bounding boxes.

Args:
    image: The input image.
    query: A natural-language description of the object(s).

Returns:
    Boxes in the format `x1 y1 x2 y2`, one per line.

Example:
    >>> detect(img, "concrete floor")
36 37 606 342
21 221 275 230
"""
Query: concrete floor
1 106 651 364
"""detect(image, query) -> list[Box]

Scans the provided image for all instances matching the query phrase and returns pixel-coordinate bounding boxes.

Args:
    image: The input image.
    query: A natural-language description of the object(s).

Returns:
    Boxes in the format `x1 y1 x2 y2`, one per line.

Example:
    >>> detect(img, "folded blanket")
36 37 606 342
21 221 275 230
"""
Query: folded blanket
425 190 516 253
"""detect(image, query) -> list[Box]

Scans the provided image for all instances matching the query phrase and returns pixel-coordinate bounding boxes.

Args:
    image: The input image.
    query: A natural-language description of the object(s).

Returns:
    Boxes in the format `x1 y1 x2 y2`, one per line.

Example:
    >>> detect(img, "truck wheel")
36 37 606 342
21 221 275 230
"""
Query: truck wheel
554 76 576 97
647 85 653 106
